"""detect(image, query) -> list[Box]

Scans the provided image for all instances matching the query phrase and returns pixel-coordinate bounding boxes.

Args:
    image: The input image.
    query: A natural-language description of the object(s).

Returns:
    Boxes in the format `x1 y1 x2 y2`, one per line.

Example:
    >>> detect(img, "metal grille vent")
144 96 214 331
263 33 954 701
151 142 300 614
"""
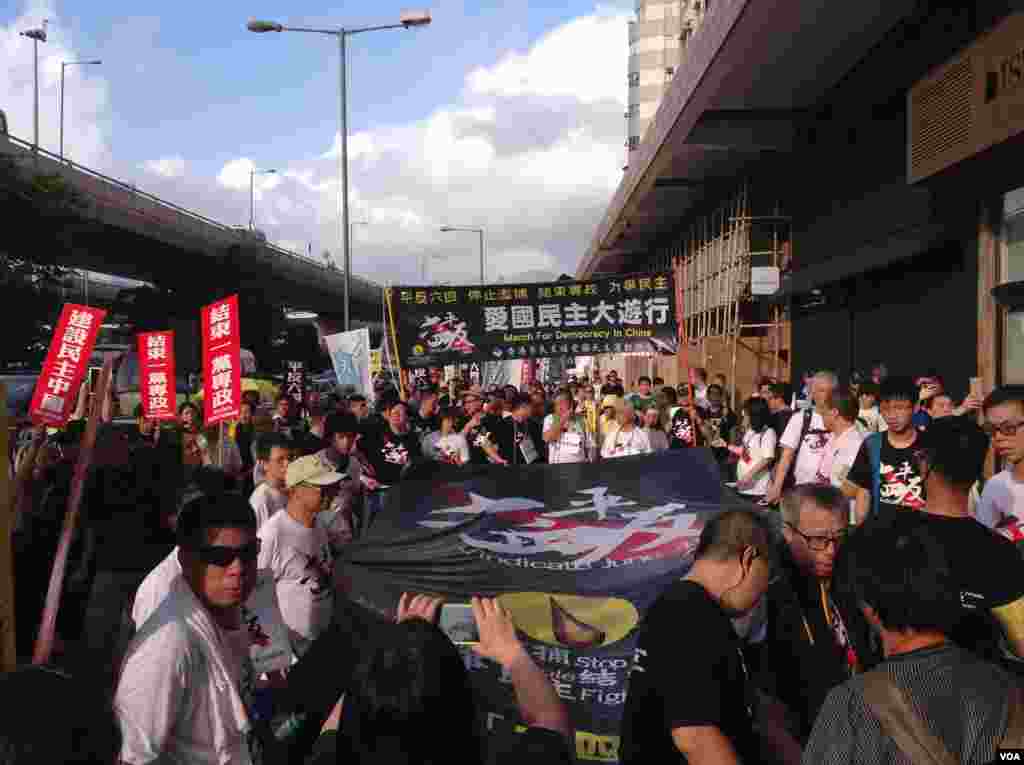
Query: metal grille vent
909 54 973 181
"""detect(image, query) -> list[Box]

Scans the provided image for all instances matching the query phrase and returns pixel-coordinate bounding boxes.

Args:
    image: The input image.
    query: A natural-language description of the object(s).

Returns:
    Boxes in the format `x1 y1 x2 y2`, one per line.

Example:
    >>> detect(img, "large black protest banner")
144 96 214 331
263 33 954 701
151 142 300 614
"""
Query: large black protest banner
389 272 678 368
339 450 724 764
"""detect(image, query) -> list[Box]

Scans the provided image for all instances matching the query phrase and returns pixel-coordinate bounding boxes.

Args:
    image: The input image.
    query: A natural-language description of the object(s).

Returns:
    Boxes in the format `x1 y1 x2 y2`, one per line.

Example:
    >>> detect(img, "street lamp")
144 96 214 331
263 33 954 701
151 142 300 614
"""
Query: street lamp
60 59 102 161
248 10 433 332
439 226 485 284
20 20 47 150
249 167 276 229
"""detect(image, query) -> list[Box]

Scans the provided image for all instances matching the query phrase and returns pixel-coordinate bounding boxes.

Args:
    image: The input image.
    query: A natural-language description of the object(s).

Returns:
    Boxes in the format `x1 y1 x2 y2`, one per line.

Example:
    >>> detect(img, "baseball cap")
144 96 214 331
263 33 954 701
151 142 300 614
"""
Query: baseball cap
286 454 345 490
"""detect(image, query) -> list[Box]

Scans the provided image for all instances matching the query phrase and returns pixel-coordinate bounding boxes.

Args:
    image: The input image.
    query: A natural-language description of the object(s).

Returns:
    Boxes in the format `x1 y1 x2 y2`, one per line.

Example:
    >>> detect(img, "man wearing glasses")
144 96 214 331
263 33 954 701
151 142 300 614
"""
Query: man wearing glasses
116 493 261 765
976 386 1024 532
258 455 344 658
750 485 857 756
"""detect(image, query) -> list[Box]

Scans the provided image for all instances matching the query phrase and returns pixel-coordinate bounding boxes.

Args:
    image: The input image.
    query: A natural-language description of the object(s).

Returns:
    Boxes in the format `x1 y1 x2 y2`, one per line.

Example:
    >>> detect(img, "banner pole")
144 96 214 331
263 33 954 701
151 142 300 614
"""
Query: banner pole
0 382 15 671
219 421 225 468
32 358 113 665
384 288 407 402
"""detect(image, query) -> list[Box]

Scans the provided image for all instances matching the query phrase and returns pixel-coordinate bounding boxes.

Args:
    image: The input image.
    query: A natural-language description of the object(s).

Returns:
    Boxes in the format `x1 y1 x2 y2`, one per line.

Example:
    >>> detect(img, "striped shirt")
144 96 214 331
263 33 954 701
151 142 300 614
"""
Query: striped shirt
802 644 1014 764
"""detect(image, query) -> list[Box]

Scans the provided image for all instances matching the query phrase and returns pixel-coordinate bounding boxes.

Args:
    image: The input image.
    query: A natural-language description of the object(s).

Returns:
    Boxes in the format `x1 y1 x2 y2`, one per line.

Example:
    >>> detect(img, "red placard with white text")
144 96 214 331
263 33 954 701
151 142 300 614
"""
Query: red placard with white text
137 331 177 420
29 303 107 427
200 295 242 426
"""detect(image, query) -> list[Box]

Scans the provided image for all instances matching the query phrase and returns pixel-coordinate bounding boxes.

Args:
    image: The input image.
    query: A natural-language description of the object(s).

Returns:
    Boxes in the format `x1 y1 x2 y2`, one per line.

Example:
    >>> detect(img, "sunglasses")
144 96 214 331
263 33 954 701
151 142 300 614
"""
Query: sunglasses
197 540 261 568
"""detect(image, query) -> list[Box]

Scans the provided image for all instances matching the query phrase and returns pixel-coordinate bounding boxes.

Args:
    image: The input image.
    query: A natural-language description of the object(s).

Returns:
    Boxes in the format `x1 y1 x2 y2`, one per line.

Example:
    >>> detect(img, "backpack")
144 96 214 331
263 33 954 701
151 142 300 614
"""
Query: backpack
782 409 814 490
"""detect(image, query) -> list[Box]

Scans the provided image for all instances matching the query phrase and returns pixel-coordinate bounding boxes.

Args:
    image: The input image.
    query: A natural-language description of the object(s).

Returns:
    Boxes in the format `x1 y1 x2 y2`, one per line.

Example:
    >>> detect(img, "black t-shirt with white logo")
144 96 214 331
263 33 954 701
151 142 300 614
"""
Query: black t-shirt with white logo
620 580 758 765
848 435 927 512
457 414 504 465
357 424 422 486
669 409 699 449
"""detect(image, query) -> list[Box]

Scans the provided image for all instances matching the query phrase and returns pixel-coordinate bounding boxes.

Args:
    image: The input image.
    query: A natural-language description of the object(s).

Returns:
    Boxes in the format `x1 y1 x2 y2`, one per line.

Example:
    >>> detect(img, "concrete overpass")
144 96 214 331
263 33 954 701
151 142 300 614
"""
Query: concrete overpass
0 133 381 324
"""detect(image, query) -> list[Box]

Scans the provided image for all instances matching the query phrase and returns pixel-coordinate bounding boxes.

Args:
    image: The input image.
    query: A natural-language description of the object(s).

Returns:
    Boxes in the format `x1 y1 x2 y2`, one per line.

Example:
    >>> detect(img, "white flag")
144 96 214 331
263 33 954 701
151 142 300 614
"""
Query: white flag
324 328 372 401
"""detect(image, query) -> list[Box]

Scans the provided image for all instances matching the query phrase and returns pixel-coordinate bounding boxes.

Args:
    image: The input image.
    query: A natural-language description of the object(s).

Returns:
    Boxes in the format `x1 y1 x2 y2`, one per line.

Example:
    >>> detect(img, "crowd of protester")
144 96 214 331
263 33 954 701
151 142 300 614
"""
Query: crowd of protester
8 360 1024 764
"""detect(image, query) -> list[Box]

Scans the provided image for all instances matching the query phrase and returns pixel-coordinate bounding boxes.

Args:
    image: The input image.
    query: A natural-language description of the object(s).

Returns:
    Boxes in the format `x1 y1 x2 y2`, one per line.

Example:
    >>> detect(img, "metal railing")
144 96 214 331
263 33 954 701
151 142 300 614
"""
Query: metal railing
2 133 376 284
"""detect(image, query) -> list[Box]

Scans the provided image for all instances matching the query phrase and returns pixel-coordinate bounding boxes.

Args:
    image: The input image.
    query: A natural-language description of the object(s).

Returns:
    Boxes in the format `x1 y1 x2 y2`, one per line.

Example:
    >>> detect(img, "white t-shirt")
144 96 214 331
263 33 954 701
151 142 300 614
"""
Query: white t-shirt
423 431 470 465
736 428 778 496
116 580 252 765
257 511 334 656
249 483 289 529
132 549 182 630
976 469 1024 529
779 410 831 486
601 426 652 459
543 414 594 464
817 425 865 521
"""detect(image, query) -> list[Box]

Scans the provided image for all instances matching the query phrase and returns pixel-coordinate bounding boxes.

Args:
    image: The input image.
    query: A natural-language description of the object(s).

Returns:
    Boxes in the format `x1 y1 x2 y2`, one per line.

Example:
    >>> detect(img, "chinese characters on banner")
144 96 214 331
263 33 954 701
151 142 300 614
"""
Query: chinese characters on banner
200 295 242 426
283 361 306 408
390 273 677 368
29 304 107 426
137 331 177 420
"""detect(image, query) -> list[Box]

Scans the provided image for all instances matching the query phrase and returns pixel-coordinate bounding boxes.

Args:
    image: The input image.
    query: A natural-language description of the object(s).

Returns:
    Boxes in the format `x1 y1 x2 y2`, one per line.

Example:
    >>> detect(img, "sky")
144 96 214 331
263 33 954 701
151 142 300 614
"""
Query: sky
2 0 633 286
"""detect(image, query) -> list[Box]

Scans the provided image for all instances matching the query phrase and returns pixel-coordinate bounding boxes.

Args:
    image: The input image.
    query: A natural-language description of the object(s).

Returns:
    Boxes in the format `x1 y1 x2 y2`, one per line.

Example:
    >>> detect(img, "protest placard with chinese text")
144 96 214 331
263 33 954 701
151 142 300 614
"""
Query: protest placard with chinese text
200 295 241 426
137 331 177 420
29 303 107 426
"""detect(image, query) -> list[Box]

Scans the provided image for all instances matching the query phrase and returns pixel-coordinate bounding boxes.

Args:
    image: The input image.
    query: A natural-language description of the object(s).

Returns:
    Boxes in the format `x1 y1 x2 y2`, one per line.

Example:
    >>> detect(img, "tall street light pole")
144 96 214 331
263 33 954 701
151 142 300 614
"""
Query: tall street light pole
439 226 485 284
248 11 433 332
249 167 276 229
60 59 102 161
20 21 47 151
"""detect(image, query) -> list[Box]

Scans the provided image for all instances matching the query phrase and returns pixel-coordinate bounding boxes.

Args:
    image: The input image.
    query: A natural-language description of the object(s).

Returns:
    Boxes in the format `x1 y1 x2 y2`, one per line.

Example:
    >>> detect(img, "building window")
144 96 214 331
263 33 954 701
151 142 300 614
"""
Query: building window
1002 188 1024 382
628 72 640 87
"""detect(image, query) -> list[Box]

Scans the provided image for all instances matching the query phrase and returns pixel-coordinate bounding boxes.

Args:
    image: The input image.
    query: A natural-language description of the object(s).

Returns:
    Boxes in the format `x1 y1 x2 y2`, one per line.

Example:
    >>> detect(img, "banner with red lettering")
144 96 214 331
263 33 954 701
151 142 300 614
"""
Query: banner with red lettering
137 331 177 420
30 304 107 427
200 295 241 426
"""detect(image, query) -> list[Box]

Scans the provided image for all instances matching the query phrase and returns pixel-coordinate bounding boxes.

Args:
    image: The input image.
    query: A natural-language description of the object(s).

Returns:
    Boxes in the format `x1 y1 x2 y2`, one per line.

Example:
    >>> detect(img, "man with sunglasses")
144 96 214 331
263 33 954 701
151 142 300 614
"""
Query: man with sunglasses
116 493 261 765
976 385 1024 532
751 485 857 753
258 455 344 658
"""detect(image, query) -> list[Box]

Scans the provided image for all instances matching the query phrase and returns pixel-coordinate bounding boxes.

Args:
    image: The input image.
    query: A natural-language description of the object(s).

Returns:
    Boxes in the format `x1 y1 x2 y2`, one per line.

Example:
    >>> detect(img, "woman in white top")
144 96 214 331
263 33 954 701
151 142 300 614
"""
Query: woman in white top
642 407 670 451
601 401 653 459
423 408 471 466
730 397 777 498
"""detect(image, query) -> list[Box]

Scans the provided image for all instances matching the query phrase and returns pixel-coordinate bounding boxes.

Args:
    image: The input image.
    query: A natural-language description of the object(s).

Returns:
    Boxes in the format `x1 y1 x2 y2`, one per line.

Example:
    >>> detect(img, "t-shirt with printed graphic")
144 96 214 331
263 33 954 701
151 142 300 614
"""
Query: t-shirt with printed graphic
458 413 504 465
257 511 335 656
847 433 926 512
668 408 699 449
779 410 831 486
356 425 422 486
423 431 471 465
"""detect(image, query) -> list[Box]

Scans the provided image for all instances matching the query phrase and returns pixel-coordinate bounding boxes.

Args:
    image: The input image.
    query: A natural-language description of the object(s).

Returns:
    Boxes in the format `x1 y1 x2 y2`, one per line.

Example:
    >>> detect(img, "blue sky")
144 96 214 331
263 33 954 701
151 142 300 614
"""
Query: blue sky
3 0 633 283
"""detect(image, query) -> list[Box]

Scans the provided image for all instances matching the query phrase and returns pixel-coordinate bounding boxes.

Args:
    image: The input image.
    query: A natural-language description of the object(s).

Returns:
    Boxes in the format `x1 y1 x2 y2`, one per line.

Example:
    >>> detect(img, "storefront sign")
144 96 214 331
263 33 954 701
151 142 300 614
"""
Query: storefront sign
910 12 1024 183
283 361 306 408
390 273 678 368
200 295 242 426
137 331 177 420
30 303 107 426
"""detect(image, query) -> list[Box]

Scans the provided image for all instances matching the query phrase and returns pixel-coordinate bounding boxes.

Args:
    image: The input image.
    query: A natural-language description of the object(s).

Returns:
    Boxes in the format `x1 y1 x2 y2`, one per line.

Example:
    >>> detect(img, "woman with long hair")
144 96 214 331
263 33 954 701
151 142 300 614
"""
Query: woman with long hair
730 397 777 499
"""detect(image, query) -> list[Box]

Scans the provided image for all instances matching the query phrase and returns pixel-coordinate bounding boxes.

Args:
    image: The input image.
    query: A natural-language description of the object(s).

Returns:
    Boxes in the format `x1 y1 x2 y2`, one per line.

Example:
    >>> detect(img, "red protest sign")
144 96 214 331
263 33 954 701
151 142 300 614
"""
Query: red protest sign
29 304 107 427
200 295 241 426
137 331 177 420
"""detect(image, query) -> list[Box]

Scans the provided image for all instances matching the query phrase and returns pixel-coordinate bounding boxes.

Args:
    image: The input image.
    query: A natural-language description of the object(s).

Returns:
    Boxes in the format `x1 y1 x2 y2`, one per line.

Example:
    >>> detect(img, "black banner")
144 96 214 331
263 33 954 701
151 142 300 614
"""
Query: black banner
339 450 724 764
390 273 678 368
283 361 306 408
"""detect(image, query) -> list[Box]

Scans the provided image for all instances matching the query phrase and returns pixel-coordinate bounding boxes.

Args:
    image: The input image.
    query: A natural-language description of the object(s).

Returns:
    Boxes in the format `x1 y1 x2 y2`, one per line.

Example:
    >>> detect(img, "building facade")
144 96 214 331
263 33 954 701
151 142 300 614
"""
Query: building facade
626 0 708 159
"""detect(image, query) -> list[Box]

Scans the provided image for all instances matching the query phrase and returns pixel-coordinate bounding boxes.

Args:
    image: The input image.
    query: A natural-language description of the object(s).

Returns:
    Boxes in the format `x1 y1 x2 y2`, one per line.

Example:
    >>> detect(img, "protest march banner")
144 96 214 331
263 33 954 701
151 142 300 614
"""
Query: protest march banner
137 331 177 420
200 295 242 426
324 328 372 399
339 450 725 764
283 360 307 409
387 273 677 368
29 303 107 427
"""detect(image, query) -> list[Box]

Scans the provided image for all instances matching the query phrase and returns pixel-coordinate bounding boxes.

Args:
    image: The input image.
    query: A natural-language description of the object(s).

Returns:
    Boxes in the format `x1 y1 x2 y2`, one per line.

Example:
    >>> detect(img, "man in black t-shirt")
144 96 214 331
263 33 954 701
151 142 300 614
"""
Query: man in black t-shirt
409 386 441 440
845 376 926 523
834 416 1024 674
495 394 546 466
354 400 422 526
620 510 776 765
457 389 505 465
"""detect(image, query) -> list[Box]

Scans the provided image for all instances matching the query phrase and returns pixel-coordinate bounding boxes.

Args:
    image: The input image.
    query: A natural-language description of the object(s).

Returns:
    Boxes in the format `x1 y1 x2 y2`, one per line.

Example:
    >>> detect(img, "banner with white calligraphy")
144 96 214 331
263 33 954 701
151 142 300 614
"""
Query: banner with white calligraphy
137 331 177 420
389 273 678 368
283 361 306 409
30 304 107 426
200 295 242 426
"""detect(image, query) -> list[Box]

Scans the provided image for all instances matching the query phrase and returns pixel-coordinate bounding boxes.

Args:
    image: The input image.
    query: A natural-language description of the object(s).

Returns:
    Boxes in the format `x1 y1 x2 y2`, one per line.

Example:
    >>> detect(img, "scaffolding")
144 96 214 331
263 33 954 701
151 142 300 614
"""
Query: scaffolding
672 180 790 407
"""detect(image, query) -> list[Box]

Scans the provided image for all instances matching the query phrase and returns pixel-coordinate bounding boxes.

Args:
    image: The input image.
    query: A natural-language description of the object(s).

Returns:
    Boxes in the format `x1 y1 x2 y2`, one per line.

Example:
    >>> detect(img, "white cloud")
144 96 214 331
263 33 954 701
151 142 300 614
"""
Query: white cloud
142 156 186 178
216 157 281 196
1 2 111 168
